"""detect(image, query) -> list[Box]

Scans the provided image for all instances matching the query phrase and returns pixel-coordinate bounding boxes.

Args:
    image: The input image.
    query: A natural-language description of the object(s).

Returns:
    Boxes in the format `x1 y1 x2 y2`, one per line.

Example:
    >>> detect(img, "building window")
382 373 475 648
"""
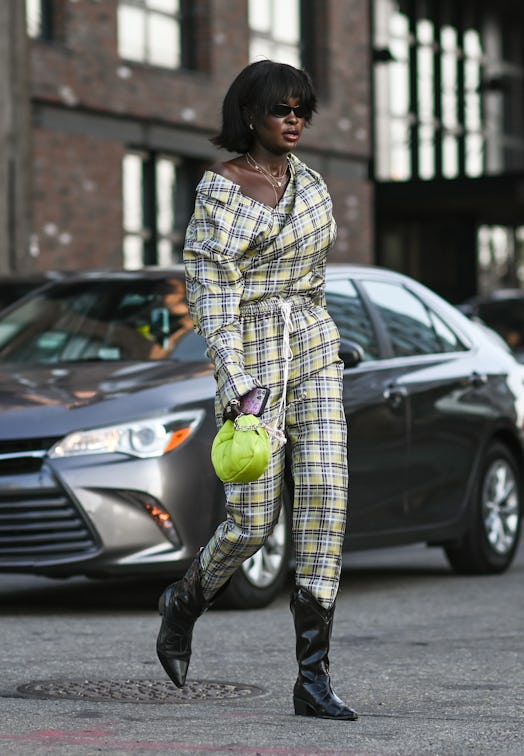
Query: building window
248 0 300 68
118 0 197 69
247 0 328 93
374 3 411 180
463 30 483 178
373 0 524 181
122 152 198 269
477 225 524 294
26 0 53 39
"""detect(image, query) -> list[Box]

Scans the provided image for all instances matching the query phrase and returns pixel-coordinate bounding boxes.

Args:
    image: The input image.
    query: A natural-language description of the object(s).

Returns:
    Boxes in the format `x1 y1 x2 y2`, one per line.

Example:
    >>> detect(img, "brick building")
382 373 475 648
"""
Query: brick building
26 0 373 273
373 0 524 303
18 1 524 303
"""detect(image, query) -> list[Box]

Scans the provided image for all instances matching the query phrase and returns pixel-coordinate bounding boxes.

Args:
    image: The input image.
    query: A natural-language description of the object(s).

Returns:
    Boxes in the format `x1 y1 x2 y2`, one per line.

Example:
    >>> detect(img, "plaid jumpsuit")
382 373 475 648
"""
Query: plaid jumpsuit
183 154 348 609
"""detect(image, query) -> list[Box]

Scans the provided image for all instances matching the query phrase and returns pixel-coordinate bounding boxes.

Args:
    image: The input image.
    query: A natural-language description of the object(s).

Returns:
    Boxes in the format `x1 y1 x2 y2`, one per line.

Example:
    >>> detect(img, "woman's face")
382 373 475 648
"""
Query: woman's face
164 279 189 316
253 97 306 155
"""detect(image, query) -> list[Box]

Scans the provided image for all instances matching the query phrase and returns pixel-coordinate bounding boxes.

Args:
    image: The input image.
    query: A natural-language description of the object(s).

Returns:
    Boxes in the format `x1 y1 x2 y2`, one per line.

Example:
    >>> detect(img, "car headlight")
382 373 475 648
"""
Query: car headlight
48 410 205 459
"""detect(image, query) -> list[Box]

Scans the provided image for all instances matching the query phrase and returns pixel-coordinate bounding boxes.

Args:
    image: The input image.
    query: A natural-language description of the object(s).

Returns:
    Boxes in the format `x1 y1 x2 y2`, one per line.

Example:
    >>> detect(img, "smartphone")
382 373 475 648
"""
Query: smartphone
240 386 270 416
150 307 171 342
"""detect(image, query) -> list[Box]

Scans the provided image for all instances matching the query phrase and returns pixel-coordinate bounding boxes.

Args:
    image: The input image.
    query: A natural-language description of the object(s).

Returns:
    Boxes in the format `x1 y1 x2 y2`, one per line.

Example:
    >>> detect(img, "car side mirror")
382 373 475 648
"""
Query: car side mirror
339 339 364 368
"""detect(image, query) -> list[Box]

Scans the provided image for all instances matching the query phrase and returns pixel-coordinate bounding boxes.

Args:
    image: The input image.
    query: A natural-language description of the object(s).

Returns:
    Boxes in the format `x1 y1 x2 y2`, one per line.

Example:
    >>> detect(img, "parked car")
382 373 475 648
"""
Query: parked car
459 289 524 363
0 266 521 608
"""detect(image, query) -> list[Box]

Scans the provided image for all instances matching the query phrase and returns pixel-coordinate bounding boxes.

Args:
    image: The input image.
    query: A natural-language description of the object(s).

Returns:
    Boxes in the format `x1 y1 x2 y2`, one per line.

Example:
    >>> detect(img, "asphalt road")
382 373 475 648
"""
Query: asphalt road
0 540 523 756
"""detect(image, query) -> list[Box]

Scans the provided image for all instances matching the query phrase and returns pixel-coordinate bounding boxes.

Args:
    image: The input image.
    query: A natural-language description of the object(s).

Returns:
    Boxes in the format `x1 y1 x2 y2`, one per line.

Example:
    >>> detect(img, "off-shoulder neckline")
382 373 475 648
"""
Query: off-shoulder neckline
200 157 298 212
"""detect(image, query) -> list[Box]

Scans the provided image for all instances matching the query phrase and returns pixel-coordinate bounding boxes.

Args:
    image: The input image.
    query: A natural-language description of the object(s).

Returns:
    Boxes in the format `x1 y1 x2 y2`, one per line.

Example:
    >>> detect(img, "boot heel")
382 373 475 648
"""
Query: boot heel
294 697 314 717
291 588 359 721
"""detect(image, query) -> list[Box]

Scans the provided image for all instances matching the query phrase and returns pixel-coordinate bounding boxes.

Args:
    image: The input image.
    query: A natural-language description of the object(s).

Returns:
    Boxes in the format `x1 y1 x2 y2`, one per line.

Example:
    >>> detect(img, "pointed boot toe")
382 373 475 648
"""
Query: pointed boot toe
156 557 210 688
156 593 196 688
293 694 358 720
293 678 359 720
156 648 189 689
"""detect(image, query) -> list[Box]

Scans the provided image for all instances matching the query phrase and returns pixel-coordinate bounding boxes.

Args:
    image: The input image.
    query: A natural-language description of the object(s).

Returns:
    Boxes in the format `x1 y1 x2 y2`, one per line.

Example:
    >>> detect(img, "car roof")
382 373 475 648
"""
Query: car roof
34 267 187 284
326 263 404 279
48 263 408 283
24 264 404 287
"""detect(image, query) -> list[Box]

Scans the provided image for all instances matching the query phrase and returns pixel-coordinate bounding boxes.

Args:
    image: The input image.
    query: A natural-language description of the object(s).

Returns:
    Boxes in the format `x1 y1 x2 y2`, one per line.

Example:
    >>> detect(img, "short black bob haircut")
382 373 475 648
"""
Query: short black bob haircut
211 60 317 154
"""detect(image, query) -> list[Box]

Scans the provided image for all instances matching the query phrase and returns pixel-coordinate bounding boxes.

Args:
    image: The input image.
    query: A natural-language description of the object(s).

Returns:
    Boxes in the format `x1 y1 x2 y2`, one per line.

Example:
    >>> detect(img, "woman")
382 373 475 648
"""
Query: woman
148 279 193 359
156 60 357 721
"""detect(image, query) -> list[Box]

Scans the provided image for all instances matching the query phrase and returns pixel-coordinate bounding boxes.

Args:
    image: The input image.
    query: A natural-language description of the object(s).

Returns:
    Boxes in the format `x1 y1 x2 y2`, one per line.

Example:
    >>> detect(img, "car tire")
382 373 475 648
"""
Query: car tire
216 487 292 610
445 441 522 574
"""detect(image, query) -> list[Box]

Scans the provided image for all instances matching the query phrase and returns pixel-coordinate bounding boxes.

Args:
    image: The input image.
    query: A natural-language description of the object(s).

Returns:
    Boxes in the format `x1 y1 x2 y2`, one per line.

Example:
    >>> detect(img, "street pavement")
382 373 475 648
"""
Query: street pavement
0 540 523 755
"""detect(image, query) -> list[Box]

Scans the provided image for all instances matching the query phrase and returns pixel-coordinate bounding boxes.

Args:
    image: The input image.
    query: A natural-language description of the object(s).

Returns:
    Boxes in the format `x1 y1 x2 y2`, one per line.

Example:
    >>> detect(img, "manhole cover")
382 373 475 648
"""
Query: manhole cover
16 679 263 704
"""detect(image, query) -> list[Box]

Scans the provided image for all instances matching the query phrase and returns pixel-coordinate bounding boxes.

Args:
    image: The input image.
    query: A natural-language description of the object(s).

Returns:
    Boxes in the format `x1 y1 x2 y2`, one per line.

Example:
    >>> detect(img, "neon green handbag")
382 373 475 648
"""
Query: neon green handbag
211 414 271 483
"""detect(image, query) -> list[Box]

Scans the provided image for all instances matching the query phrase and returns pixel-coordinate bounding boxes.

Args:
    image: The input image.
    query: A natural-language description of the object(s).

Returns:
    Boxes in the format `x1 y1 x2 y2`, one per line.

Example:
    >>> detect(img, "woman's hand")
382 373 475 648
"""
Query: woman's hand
223 398 242 423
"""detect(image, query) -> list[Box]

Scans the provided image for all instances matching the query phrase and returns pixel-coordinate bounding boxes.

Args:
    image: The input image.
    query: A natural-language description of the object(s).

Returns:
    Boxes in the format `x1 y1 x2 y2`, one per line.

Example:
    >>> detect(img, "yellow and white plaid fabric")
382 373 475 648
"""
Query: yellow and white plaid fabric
199 361 348 608
183 154 348 608
184 154 339 405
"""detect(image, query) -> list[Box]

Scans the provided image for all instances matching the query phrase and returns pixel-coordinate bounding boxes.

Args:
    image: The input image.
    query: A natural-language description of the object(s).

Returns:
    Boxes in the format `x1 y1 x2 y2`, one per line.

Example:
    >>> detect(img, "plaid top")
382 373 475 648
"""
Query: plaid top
183 153 339 404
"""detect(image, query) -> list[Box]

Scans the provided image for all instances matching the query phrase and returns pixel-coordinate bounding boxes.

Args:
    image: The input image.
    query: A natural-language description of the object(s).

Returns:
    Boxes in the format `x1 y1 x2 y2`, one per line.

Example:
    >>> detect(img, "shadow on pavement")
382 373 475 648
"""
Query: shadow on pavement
0 544 459 614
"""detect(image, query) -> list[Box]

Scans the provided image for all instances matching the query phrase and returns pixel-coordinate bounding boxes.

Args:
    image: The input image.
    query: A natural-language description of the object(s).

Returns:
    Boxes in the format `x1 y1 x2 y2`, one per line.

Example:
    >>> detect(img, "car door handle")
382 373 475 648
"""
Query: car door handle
468 371 488 388
383 384 407 410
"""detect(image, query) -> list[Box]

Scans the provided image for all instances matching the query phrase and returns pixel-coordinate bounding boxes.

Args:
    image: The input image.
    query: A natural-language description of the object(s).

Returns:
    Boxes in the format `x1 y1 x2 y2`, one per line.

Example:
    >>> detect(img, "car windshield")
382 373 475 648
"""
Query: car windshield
0 277 208 365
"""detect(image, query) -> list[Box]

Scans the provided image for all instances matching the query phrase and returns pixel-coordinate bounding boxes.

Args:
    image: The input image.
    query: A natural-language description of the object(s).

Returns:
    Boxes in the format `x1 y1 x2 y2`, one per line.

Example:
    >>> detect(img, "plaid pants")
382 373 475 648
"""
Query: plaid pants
199 360 348 609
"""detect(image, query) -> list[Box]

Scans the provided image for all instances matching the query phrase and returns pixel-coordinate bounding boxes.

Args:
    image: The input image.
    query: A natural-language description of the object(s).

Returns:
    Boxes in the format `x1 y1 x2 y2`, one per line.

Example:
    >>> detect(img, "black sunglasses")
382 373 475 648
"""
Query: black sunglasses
270 103 309 119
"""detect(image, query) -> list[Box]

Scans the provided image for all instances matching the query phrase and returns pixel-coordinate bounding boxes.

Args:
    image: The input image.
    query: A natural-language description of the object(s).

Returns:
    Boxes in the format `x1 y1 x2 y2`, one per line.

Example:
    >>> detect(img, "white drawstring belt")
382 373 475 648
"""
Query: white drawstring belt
239 294 312 449
262 299 293 448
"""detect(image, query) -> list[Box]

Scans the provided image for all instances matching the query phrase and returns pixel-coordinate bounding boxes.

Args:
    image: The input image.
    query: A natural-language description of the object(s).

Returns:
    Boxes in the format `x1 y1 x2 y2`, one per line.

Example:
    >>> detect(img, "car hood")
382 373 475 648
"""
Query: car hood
0 360 215 439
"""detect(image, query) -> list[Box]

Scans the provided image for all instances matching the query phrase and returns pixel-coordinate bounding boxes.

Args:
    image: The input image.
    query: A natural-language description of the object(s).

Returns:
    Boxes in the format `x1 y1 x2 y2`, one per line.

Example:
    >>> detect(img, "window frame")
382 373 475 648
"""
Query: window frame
325 277 383 363
372 0 524 181
247 0 328 91
355 277 469 360
122 150 201 270
117 0 199 71
26 0 54 40
326 273 470 368
248 0 301 68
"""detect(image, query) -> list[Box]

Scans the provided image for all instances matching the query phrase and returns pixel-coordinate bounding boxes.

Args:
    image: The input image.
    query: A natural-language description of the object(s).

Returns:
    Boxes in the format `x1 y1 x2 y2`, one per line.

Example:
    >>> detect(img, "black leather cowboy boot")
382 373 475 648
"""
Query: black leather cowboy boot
156 555 210 688
290 587 358 720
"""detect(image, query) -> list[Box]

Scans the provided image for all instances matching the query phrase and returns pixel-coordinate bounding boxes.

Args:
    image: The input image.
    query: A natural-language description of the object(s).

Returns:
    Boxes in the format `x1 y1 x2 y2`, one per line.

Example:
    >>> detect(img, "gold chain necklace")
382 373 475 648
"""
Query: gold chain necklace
245 153 289 202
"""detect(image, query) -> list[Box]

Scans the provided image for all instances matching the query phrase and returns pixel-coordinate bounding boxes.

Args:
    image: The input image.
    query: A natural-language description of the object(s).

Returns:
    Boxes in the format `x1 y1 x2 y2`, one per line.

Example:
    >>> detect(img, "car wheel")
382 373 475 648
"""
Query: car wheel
217 488 292 610
445 442 522 574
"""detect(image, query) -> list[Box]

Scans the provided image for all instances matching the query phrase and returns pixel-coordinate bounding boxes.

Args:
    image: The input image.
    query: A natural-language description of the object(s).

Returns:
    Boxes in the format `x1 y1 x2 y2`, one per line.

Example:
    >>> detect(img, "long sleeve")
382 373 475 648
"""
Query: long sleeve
183 187 259 404
184 160 338 405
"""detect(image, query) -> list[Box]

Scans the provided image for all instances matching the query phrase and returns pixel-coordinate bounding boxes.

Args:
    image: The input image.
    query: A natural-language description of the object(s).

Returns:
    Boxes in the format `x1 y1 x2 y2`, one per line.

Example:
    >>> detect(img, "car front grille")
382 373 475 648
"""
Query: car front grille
0 437 59 476
0 438 98 563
